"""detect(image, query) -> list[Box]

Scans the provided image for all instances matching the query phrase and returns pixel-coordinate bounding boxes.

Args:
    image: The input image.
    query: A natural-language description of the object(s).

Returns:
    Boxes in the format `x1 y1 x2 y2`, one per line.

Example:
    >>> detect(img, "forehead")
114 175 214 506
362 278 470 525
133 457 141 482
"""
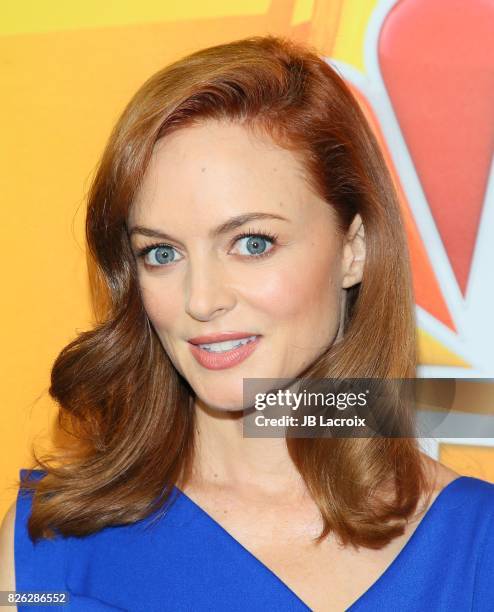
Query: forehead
128 120 327 229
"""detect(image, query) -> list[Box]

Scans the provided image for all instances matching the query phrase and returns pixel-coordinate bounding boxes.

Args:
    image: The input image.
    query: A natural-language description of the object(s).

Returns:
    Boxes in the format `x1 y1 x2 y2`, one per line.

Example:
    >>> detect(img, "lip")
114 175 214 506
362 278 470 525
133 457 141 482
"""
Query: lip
188 331 260 345
188 335 262 370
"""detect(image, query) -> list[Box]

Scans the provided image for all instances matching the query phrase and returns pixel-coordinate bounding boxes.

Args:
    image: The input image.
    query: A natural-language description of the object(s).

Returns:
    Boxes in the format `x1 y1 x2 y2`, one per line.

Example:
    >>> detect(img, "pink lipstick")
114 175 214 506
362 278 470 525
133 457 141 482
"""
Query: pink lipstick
187 332 262 370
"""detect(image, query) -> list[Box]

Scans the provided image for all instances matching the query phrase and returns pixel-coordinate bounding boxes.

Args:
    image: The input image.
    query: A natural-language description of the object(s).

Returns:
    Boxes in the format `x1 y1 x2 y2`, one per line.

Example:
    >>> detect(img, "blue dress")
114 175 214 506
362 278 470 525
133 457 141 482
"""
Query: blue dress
14 469 494 611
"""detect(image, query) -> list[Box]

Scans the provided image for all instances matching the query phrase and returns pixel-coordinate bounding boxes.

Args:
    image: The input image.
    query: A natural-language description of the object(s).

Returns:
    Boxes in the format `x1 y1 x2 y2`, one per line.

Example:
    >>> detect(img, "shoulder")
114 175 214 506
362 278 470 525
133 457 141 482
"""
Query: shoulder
15 468 46 533
423 464 494 610
0 468 46 593
0 501 17 599
422 456 494 533
416 454 494 524
19 467 46 484
426 454 494 502
472 483 494 609
8 468 68 594
419 451 460 491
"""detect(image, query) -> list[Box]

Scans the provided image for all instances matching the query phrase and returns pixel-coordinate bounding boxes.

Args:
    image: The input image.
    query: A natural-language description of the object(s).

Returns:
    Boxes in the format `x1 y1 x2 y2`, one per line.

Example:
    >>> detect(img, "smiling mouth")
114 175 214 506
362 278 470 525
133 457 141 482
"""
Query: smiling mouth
196 335 258 352
188 335 262 370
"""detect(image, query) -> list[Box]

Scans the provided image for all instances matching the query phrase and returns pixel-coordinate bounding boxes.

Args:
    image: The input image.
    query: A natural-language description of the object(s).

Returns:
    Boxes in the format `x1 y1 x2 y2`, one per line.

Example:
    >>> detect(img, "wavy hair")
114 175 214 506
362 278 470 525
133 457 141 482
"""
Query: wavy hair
21 35 434 549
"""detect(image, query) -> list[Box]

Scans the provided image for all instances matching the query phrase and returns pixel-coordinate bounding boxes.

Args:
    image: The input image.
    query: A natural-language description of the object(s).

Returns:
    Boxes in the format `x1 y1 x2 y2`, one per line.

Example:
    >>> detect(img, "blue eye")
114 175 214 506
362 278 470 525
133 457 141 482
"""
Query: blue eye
234 233 277 257
135 228 279 269
137 244 183 267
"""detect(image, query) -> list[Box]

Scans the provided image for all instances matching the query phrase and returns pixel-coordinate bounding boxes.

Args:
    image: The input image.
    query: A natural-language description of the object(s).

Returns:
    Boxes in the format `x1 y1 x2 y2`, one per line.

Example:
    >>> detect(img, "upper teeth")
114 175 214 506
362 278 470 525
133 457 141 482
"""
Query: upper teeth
198 336 258 352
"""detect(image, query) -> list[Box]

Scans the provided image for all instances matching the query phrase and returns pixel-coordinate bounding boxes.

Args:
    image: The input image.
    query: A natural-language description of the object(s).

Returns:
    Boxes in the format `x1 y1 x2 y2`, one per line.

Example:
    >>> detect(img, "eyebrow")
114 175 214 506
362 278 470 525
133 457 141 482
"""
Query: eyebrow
128 212 290 241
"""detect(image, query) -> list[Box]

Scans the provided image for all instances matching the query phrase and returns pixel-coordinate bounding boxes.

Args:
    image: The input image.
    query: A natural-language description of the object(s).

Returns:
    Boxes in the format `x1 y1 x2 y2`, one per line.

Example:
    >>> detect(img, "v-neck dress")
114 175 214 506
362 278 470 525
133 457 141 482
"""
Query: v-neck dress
14 469 494 611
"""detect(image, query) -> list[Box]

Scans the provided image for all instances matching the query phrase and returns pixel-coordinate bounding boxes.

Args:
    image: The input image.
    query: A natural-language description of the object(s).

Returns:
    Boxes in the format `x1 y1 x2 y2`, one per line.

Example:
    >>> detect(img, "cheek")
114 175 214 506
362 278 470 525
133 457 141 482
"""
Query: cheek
138 278 180 333
138 280 185 371
243 252 340 320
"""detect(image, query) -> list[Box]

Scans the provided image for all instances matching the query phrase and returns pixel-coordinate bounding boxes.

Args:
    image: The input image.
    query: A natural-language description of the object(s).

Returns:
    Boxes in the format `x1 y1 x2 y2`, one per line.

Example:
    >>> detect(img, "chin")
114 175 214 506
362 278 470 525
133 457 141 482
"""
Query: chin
187 377 243 408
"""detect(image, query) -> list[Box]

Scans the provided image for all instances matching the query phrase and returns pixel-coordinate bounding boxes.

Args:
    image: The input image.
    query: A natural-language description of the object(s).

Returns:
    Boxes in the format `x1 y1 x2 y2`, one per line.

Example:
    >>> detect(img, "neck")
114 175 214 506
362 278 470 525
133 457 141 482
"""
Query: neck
188 395 307 497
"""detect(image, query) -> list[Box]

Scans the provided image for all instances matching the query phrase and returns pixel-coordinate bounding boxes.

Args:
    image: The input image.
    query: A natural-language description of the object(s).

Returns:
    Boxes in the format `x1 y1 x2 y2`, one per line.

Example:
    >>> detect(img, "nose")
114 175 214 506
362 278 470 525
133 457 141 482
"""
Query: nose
184 256 236 322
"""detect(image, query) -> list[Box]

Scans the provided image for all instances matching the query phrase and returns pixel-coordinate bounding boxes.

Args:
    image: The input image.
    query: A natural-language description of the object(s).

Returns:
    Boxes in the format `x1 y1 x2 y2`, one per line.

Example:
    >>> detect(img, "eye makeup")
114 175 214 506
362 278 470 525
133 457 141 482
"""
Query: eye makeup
134 227 280 268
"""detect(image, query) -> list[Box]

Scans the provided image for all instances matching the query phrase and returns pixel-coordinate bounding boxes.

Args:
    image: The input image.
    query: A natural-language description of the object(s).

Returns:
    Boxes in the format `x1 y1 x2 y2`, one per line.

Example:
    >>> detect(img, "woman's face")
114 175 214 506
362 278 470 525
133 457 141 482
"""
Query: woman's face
128 120 363 410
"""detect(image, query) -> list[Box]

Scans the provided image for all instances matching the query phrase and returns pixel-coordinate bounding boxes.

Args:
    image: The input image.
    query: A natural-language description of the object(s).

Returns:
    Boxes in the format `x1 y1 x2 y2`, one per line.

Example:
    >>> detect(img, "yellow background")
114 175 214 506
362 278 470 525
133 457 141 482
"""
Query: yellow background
2 0 493 521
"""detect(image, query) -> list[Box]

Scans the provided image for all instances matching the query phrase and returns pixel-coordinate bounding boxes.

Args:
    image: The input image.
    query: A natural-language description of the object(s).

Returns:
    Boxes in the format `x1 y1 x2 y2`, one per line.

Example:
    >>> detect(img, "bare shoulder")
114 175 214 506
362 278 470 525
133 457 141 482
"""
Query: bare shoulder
0 501 17 595
419 450 461 491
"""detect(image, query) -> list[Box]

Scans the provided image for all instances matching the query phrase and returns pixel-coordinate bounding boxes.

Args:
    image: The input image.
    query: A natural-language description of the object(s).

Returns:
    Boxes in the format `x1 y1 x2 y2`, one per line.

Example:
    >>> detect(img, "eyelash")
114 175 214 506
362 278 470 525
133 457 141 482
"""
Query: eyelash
135 227 280 267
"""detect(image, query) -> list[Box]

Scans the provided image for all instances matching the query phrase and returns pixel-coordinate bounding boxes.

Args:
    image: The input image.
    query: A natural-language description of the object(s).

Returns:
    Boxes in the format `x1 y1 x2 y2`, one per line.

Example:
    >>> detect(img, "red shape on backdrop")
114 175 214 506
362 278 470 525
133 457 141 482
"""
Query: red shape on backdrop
378 0 494 295
348 83 456 331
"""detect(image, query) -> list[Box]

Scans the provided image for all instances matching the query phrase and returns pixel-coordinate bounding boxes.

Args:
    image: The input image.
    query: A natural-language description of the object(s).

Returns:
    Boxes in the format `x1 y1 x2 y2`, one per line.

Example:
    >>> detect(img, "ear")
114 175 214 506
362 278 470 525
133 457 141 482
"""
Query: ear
341 214 366 289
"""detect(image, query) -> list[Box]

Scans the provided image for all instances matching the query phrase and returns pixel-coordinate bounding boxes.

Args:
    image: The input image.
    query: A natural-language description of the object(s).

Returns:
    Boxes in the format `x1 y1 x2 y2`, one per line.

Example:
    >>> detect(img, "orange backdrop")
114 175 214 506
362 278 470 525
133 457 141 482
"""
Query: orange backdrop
2 0 493 521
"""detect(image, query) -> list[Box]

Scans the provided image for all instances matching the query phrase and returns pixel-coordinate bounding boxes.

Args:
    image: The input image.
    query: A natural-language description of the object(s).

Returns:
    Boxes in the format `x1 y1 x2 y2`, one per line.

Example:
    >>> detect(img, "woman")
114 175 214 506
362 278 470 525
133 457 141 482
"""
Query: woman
1 35 493 611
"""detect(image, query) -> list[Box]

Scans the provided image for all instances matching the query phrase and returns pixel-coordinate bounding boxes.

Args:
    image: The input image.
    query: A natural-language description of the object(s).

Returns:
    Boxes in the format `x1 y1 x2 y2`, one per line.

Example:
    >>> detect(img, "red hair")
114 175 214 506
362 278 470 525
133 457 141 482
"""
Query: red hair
21 35 433 549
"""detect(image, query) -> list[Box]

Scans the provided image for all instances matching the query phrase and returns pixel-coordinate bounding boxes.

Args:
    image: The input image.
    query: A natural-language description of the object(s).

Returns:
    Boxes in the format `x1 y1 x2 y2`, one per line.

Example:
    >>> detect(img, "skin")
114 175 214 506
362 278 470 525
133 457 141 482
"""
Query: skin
125 120 459 611
127 119 366 491
0 119 459 611
129 121 364 406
